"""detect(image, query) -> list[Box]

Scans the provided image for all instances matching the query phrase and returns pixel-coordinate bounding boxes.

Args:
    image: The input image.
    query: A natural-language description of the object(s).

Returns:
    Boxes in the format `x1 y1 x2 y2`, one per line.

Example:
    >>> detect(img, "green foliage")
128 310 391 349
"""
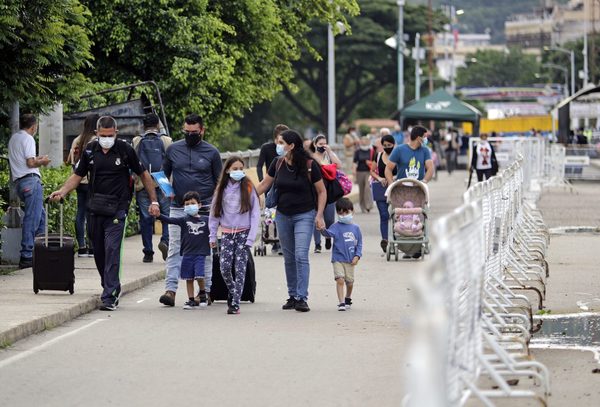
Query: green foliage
81 0 358 148
456 48 539 87
542 34 600 90
240 0 447 140
0 0 93 115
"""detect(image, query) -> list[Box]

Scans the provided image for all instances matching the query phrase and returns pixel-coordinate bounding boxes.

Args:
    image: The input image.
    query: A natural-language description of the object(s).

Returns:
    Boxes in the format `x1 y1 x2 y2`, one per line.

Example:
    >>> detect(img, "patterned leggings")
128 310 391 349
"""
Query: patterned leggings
220 230 250 306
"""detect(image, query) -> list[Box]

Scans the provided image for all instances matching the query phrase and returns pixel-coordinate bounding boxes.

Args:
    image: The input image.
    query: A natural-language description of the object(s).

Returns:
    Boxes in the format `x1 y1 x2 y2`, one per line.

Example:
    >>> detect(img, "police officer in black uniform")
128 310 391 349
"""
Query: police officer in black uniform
50 116 160 311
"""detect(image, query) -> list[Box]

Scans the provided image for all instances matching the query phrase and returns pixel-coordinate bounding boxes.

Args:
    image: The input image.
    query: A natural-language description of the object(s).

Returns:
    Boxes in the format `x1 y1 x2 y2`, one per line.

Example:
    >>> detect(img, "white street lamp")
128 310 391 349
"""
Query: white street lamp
544 45 575 96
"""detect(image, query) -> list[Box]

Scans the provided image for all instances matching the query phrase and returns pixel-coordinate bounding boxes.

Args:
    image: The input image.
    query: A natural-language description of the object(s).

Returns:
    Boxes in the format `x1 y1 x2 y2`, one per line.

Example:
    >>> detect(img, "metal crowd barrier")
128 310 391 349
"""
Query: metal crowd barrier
405 153 552 406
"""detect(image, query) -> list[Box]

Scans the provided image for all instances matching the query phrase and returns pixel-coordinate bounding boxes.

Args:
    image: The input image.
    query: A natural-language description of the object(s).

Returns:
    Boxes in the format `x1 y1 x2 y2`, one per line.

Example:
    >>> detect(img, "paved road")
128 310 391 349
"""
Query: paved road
0 172 465 407
2 171 597 407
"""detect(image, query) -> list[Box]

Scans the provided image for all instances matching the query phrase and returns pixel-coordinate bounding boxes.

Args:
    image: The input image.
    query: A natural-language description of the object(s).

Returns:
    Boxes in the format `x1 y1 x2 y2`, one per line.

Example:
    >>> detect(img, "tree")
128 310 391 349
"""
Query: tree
81 0 358 149
277 0 447 135
456 48 539 87
0 0 92 114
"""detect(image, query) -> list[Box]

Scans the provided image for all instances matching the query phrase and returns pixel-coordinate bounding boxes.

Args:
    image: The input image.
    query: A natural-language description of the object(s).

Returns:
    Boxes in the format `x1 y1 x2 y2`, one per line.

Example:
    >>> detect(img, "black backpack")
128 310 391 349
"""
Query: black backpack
136 132 166 173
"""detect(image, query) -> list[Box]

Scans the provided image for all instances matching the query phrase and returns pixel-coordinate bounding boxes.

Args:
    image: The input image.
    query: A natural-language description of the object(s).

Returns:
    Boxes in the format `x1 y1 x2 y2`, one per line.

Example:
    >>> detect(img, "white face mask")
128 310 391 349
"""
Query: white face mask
99 136 115 149
276 144 285 156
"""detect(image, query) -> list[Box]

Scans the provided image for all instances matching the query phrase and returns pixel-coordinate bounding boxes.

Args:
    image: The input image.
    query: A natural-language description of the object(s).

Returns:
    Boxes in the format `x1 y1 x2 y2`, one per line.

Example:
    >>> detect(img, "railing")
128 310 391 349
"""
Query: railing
405 142 553 406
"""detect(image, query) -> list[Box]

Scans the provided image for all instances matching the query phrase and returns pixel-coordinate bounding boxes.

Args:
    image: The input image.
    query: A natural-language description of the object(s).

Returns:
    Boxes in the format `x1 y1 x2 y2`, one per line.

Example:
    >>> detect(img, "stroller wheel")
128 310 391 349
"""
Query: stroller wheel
254 247 258 256
386 245 392 261
394 249 399 261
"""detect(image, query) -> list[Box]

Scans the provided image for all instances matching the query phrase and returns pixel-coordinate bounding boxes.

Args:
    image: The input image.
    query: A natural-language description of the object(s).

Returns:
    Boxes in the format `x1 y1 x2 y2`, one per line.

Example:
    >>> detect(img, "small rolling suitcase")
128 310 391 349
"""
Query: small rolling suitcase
33 198 75 294
210 247 256 303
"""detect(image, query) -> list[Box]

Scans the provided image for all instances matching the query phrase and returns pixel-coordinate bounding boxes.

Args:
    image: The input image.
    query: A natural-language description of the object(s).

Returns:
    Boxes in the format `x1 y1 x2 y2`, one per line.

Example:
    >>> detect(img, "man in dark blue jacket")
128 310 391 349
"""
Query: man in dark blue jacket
159 114 222 307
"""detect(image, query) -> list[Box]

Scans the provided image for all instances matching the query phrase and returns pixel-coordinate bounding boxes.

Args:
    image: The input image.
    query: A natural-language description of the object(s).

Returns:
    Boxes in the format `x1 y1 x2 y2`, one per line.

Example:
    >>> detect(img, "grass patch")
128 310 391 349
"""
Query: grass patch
0 339 12 349
0 267 18 276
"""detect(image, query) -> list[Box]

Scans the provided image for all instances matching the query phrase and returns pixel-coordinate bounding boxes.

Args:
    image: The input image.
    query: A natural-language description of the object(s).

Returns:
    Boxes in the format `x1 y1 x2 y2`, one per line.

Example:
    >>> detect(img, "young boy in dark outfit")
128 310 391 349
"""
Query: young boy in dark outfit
157 191 210 309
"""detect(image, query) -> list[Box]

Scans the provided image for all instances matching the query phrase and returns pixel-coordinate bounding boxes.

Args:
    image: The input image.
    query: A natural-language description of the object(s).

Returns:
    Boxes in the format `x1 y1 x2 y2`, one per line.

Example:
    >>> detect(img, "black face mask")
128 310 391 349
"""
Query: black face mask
384 147 394 155
183 131 201 147
316 146 326 154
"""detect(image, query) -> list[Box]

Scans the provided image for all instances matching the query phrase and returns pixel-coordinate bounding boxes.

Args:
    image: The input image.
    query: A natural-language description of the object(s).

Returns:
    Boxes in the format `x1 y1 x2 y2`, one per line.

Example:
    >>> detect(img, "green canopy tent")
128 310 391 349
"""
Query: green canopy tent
394 89 482 135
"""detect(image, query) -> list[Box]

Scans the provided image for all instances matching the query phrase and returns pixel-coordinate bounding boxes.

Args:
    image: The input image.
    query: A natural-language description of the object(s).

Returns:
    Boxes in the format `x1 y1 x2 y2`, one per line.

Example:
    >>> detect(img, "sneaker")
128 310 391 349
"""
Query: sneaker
380 239 388 253
227 304 240 314
282 297 296 310
143 253 153 263
87 248 94 258
18 257 33 269
206 293 212 306
159 290 176 306
345 297 352 309
402 254 412 259
183 299 199 310
77 248 88 257
295 299 310 312
314 245 322 254
412 251 422 259
227 294 233 308
158 240 169 261
99 302 117 311
199 294 208 308
325 238 332 250
338 303 346 311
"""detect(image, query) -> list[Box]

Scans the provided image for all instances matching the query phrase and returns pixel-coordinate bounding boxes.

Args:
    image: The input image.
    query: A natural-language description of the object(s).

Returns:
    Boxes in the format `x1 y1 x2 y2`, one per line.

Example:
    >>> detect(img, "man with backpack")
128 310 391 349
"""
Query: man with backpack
133 113 172 263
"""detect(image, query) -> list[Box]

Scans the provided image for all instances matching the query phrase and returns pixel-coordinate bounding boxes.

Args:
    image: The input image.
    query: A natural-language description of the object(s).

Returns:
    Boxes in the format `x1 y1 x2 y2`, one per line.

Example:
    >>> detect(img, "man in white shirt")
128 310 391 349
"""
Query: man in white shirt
8 114 51 268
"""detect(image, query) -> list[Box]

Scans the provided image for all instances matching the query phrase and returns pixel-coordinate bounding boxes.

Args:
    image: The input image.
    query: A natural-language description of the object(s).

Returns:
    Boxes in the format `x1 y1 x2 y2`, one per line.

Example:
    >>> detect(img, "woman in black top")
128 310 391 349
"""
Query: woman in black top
370 135 397 253
353 136 375 213
256 130 326 312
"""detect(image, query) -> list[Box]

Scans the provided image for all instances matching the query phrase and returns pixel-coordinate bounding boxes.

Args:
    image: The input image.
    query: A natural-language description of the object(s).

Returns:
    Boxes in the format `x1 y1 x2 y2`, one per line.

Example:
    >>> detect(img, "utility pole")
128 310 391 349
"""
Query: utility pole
397 1 405 111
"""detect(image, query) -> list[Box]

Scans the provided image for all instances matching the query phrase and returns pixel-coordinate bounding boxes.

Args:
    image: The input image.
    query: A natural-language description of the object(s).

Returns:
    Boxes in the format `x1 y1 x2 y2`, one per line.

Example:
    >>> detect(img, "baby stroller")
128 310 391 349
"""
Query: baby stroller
385 178 430 261
254 208 280 256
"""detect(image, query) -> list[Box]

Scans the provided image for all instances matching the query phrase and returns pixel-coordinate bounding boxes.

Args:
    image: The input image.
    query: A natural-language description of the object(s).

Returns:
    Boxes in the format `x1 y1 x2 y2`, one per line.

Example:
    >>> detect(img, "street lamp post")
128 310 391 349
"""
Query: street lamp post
397 0 405 111
544 46 575 96
327 23 336 145
415 33 421 100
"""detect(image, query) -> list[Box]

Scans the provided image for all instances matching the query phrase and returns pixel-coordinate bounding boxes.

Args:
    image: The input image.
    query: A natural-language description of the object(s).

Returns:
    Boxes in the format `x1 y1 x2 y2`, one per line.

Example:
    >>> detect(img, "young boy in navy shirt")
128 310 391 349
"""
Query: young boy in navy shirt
157 191 210 309
320 197 363 311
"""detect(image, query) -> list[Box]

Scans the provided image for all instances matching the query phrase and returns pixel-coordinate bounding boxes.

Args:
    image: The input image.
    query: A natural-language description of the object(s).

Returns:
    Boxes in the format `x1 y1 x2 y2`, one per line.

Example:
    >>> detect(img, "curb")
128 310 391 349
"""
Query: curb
0 269 165 347
549 226 600 235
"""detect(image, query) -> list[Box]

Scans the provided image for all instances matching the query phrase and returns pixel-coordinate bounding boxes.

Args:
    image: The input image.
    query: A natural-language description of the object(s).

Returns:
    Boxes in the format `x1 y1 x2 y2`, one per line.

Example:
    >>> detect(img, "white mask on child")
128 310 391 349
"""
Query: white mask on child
339 214 353 224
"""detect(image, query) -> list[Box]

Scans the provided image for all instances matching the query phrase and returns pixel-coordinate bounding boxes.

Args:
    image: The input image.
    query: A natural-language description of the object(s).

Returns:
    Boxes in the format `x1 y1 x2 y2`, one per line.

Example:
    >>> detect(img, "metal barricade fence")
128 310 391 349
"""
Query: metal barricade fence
406 153 551 406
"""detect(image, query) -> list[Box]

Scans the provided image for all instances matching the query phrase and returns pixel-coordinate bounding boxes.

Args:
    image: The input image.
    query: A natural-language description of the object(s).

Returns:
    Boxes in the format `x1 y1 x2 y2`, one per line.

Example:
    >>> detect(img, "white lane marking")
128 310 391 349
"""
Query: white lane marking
0 319 106 369
136 298 149 304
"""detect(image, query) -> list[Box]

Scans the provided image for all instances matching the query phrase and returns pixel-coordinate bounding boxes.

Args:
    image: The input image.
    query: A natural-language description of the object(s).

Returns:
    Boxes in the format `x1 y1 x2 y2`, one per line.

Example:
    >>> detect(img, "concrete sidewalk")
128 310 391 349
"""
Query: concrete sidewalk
0 234 166 347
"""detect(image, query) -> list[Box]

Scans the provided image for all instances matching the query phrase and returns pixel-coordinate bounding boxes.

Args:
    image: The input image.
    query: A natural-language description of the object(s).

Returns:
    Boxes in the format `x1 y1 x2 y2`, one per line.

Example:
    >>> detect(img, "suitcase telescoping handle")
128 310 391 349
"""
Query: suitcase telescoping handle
44 197 65 248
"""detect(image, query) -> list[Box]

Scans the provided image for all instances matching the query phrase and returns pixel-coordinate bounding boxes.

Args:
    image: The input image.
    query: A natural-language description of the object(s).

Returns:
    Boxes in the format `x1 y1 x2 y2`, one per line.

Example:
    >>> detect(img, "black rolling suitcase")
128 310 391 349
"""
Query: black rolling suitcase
33 198 75 294
210 247 256 303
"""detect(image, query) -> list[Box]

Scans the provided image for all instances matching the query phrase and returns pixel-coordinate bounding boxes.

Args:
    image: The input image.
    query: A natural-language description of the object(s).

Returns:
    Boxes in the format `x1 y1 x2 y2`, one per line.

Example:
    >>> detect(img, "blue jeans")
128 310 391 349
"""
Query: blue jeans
276 209 315 301
164 205 212 293
376 200 390 240
15 175 45 259
136 187 170 254
75 184 90 248
313 202 335 246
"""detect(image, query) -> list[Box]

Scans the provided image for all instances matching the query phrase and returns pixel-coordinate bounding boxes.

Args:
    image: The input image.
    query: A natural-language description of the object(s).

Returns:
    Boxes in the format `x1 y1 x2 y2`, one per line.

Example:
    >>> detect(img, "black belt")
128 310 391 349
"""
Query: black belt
14 173 40 182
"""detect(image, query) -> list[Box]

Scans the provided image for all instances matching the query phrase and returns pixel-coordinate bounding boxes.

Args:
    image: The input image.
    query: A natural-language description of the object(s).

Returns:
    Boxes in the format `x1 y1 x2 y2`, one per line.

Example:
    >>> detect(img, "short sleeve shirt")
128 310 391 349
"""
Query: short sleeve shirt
75 140 145 210
8 130 40 180
267 158 323 216
388 144 431 180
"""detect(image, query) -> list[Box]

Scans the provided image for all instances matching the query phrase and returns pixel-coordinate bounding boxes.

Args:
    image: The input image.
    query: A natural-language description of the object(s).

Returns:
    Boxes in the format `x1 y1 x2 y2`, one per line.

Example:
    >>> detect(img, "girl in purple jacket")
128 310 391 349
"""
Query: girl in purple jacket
209 156 260 314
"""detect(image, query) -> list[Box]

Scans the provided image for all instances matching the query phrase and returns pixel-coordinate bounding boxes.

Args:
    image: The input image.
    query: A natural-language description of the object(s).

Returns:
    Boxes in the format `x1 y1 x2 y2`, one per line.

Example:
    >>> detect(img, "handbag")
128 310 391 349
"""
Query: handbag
265 158 285 208
87 192 119 216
